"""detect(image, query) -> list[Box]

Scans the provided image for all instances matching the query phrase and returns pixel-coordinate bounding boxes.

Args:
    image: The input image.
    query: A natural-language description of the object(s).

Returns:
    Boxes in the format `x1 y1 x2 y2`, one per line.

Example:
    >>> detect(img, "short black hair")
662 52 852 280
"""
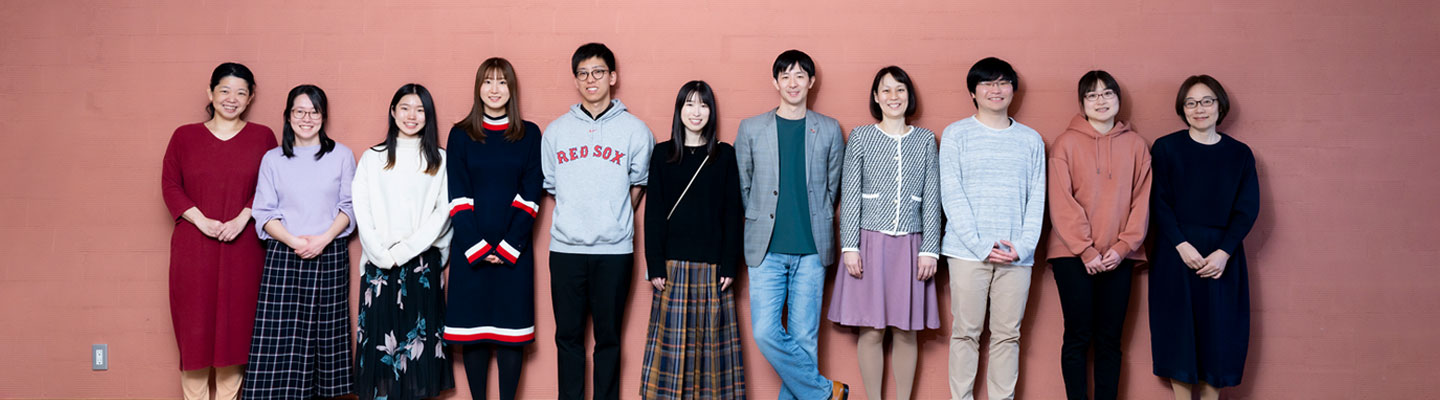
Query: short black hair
869 66 918 120
1174 74 1231 127
965 57 1019 106
571 42 616 74
772 49 815 79
1077 70 1123 108
206 62 255 118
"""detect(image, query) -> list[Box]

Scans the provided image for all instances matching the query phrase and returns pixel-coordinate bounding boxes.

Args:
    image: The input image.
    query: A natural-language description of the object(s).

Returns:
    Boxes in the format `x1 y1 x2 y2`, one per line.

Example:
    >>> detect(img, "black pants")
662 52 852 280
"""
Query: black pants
549 251 634 400
462 344 523 400
1051 257 1135 400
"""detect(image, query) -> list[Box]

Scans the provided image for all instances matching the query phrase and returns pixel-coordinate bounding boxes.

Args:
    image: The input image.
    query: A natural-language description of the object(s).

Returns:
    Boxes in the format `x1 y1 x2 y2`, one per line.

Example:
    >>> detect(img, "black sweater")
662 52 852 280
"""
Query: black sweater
1150 130 1259 256
644 141 743 279
447 120 544 266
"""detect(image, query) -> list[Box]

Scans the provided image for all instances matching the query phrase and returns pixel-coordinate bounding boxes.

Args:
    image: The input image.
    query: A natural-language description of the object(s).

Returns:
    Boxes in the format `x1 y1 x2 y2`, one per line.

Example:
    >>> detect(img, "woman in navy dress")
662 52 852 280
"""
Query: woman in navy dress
1149 75 1260 400
442 57 542 400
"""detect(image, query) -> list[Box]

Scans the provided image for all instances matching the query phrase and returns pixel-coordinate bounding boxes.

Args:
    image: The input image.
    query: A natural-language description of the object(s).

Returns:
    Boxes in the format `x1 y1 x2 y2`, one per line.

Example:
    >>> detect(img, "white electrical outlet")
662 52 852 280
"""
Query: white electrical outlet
92 344 108 371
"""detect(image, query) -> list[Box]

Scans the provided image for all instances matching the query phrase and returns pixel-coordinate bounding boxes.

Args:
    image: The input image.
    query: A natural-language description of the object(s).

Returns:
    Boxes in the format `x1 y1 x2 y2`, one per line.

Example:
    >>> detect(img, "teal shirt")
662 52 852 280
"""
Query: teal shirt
768 115 817 254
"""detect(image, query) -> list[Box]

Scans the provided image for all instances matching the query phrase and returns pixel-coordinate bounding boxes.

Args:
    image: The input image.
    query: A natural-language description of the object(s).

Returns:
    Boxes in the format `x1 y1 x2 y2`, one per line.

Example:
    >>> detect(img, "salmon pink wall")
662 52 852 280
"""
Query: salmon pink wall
2 1 1439 398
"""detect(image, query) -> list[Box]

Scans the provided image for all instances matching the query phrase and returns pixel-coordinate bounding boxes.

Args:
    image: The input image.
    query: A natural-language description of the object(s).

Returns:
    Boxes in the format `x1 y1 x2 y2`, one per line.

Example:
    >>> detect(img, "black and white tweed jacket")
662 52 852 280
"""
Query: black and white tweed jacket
838 124 942 258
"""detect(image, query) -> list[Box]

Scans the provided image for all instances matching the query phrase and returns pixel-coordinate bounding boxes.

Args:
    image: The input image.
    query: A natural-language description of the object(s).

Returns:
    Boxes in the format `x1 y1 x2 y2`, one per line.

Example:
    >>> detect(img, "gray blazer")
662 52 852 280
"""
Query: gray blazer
735 108 845 267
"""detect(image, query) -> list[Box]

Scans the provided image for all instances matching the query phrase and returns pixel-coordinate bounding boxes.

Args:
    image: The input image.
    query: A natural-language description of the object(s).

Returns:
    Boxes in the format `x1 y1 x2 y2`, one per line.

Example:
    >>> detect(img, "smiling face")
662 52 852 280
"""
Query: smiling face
971 78 1014 114
873 73 909 121
772 63 814 107
1183 83 1218 131
679 92 711 134
391 94 426 137
209 76 253 120
288 93 322 142
479 68 511 115
1083 81 1120 124
573 56 615 104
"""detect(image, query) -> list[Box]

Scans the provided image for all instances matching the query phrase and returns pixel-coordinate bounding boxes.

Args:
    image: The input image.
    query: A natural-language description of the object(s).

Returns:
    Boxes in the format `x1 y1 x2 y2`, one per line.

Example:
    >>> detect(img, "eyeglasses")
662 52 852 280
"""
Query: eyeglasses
1183 97 1217 109
575 68 609 81
290 108 322 120
977 79 1013 89
1084 90 1117 102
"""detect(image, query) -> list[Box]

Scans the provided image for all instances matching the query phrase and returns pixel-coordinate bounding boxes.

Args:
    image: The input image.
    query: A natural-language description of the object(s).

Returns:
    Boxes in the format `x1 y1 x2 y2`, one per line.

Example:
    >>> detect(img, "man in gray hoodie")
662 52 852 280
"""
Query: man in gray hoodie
541 42 654 400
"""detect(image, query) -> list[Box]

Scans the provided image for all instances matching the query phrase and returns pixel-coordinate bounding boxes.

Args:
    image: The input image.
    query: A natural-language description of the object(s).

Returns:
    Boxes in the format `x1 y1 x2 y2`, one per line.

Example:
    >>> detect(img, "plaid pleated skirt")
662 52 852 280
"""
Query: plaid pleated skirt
243 239 354 399
639 260 746 399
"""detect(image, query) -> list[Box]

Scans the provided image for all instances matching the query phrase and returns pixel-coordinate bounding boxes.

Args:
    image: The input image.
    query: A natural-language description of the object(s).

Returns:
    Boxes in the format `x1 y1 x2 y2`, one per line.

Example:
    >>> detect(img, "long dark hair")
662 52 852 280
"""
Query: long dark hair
667 80 719 164
455 57 524 143
280 84 336 160
374 83 443 175
205 62 254 118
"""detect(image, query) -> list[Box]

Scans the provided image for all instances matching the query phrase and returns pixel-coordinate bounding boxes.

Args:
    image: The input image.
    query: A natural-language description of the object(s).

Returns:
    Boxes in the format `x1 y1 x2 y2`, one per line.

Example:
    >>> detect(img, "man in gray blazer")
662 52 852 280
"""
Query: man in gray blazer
734 49 849 400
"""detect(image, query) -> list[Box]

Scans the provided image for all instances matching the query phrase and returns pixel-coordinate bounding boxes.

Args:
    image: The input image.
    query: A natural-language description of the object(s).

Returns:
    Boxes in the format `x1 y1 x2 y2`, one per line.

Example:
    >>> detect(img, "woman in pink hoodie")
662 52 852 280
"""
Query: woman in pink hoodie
1046 70 1152 400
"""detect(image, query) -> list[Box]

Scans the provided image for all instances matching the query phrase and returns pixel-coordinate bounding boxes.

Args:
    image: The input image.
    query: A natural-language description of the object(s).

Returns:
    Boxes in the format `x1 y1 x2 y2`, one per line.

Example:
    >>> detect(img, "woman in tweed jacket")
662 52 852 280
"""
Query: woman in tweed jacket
826 66 941 400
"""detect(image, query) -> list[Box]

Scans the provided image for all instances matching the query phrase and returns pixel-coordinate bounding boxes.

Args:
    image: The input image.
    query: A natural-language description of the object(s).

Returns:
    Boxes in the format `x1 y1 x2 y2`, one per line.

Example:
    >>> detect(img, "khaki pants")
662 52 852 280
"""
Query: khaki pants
180 365 242 400
947 258 1032 400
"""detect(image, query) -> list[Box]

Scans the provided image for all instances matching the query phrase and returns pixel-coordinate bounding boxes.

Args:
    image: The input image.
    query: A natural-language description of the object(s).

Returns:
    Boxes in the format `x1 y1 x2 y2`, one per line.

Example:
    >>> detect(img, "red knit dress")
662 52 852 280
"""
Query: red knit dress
160 122 276 370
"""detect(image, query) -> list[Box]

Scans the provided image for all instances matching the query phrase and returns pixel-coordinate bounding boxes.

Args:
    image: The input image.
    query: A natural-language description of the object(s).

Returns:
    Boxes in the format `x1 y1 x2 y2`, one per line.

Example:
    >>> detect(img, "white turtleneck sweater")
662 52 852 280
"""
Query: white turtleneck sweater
352 135 452 269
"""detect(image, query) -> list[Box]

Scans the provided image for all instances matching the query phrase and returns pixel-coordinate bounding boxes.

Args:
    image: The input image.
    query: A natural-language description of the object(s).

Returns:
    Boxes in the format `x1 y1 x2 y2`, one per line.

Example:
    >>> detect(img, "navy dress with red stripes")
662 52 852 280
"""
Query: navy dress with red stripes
443 117 543 346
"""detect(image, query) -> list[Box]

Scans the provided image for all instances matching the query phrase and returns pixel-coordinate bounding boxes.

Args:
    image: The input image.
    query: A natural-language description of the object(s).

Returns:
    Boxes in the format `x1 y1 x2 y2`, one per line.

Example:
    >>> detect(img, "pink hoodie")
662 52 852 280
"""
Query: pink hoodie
1046 113 1152 263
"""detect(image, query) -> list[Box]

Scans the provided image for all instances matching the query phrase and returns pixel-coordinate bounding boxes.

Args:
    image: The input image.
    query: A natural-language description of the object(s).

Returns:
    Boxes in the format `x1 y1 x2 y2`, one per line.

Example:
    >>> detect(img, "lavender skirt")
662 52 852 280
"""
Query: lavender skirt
827 229 940 330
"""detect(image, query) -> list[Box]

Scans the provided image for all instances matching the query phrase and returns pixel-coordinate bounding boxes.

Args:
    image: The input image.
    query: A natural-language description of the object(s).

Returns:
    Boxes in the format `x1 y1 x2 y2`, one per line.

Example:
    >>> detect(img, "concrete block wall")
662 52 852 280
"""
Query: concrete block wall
2 0 1438 398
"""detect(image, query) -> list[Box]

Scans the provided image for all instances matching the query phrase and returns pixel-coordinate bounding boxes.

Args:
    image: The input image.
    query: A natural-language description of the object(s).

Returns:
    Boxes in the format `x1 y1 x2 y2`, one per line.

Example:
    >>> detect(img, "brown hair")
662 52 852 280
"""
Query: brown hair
455 57 523 143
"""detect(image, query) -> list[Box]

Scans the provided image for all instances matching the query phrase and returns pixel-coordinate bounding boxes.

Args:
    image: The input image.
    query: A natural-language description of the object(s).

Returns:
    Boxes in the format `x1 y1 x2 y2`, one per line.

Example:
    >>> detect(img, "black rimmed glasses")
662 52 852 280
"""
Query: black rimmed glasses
1183 97 1217 109
576 68 609 81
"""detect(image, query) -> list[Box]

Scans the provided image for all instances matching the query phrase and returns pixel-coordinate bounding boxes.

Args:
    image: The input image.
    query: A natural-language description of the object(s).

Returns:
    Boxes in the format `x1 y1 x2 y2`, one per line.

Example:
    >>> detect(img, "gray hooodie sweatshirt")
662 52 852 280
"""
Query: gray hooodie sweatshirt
541 99 654 254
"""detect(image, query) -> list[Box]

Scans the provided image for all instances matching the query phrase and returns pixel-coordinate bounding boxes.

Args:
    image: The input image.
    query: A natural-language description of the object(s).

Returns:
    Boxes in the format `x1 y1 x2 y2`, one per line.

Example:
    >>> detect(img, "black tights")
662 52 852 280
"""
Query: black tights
461 344 524 400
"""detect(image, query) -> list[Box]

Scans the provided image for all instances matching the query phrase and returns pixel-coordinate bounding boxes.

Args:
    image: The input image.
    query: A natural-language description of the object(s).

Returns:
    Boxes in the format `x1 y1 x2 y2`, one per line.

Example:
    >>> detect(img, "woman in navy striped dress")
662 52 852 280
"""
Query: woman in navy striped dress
442 57 543 400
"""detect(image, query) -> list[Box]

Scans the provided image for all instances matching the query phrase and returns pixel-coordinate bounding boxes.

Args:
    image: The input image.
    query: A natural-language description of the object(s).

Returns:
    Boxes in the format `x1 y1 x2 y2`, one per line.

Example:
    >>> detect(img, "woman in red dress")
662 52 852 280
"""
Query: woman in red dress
160 62 277 400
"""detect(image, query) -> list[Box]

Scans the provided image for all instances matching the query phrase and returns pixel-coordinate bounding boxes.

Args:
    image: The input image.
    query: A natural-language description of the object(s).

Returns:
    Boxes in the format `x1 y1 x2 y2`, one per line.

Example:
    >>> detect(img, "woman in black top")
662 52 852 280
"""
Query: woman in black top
639 80 746 399
1149 75 1260 400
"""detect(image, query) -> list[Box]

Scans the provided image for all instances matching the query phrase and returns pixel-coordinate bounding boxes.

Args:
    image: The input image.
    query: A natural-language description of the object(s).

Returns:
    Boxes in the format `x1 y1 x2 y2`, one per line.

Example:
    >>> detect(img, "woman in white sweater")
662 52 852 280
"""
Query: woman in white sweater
351 83 455 400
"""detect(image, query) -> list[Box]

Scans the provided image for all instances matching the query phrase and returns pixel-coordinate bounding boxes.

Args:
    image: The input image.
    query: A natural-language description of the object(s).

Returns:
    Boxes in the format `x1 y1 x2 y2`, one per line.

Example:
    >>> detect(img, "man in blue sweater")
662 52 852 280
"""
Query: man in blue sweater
735 49 850 400
541 42 654 400
938 57 1046 400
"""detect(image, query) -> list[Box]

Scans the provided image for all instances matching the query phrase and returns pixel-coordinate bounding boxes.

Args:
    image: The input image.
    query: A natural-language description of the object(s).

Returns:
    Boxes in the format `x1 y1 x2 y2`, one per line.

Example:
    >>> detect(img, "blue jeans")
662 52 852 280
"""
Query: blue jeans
749 252 831 399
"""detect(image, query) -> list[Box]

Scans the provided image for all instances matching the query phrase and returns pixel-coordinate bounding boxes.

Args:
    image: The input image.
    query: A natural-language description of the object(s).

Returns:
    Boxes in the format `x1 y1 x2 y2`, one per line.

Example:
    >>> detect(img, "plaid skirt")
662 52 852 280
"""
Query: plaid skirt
243 239 354 399
639 260 746 399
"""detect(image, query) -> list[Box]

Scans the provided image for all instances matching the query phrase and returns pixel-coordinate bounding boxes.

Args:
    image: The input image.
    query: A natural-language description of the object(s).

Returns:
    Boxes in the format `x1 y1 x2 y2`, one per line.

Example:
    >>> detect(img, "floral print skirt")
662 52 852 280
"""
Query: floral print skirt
355 247 455 400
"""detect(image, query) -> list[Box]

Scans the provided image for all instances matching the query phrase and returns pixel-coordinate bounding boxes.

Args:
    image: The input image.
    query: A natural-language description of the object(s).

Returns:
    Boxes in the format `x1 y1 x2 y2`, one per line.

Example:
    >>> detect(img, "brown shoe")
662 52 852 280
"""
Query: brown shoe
830 380 849 400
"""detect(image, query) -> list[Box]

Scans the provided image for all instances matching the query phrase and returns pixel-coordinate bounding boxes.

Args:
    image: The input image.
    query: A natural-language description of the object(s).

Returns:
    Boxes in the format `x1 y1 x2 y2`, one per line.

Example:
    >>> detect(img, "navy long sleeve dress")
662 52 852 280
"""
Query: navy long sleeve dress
1148 130 1259 388
442 119 543 346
